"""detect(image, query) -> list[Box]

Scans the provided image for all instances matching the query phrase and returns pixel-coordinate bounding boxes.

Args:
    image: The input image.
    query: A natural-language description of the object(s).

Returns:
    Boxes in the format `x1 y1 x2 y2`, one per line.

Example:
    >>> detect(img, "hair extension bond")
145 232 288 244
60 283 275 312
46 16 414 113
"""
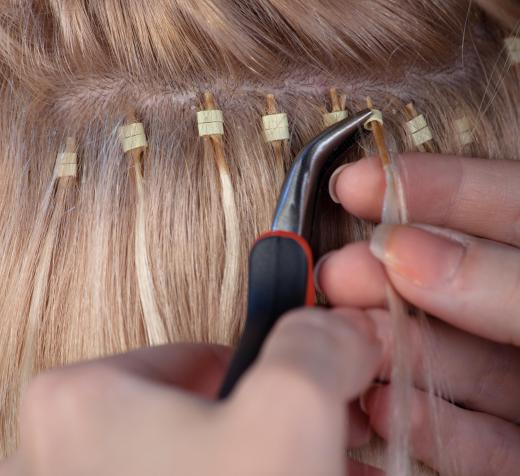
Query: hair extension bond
0 1 519 474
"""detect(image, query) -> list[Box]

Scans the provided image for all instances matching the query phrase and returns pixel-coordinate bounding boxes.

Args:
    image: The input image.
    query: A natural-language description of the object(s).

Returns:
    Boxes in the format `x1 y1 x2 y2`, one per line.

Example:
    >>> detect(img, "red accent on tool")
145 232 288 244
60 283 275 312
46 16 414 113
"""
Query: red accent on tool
254 230 315 306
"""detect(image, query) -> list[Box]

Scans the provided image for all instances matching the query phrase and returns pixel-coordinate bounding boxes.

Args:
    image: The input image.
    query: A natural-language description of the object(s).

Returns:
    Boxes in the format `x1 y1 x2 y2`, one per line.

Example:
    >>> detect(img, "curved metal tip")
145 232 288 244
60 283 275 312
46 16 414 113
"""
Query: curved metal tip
271 108 373 238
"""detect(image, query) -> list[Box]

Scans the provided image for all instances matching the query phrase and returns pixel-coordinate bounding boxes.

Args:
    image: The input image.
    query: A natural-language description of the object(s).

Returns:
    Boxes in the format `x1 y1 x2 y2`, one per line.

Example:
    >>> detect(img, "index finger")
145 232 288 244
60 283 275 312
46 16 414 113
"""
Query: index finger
332 154 520 246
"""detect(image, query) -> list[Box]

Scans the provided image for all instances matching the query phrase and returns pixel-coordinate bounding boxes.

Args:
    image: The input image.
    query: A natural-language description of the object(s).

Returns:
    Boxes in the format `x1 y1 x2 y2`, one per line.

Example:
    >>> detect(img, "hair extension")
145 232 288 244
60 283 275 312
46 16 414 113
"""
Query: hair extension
121 110 168 346
200 92 241 343
0 2 518 474
364 101 413 475
19 138 79 387
323 88 347 127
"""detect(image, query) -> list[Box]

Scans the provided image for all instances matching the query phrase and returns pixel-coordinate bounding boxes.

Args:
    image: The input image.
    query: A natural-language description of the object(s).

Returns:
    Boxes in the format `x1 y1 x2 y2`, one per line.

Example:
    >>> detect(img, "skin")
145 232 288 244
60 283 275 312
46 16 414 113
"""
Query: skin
0 309 384 476
319 153 520 476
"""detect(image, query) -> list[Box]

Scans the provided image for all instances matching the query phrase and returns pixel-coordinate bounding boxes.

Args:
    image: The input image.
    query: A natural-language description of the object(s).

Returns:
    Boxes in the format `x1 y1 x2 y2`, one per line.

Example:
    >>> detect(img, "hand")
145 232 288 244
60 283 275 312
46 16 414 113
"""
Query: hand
319 153 520 476
1 308 383 476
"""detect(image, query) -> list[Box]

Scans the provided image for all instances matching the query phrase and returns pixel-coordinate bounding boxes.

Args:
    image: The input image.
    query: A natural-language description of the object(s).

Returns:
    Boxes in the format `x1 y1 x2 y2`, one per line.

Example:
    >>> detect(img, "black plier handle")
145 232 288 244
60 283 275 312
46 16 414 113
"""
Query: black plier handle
218 231 314 398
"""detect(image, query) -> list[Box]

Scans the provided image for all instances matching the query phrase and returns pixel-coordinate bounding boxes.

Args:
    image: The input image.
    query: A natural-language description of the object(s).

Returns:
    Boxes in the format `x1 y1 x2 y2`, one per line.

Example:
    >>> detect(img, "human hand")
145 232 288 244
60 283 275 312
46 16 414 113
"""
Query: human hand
318 153 520 475
0 308 383 476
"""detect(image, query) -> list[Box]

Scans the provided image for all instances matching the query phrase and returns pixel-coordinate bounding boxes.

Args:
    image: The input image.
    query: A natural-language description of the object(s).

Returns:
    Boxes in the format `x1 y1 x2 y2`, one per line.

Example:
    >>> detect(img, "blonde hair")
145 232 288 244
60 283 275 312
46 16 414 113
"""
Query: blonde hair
0 0 518 472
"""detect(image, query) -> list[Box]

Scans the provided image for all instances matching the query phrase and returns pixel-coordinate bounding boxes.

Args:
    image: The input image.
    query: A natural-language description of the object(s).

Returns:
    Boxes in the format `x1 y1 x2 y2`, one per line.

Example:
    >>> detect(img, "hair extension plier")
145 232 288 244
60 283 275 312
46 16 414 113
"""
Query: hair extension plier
218 109 373 399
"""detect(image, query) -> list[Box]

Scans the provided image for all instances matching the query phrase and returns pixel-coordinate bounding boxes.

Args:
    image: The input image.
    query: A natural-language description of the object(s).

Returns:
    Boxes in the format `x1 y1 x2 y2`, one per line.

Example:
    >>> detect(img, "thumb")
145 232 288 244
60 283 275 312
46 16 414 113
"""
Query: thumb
238 308 383 404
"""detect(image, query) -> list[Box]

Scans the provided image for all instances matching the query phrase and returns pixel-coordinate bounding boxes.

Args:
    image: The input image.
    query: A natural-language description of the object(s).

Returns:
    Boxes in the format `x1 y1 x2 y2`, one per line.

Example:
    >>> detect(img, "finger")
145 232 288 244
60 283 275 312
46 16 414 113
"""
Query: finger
241 308 383 405
0 457 16 476
370 223 520 346
316 238 520 420
368 310 520 423
365 385 520 476
316 242 387 308
57 343 232 397
331 154 520 246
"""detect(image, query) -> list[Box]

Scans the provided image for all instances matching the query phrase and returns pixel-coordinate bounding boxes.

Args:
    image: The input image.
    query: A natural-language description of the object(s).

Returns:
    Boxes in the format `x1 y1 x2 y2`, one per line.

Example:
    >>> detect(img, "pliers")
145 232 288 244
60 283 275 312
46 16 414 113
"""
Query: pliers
218 108 373 399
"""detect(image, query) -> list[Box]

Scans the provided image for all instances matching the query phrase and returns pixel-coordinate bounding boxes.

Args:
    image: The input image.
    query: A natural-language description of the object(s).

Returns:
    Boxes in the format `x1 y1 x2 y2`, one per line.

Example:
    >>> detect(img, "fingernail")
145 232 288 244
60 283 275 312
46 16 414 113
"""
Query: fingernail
313 251 334 295
359 384 381 415
369 224 396 262
328 163 352 204
359 383 386 416
369 224 467 287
